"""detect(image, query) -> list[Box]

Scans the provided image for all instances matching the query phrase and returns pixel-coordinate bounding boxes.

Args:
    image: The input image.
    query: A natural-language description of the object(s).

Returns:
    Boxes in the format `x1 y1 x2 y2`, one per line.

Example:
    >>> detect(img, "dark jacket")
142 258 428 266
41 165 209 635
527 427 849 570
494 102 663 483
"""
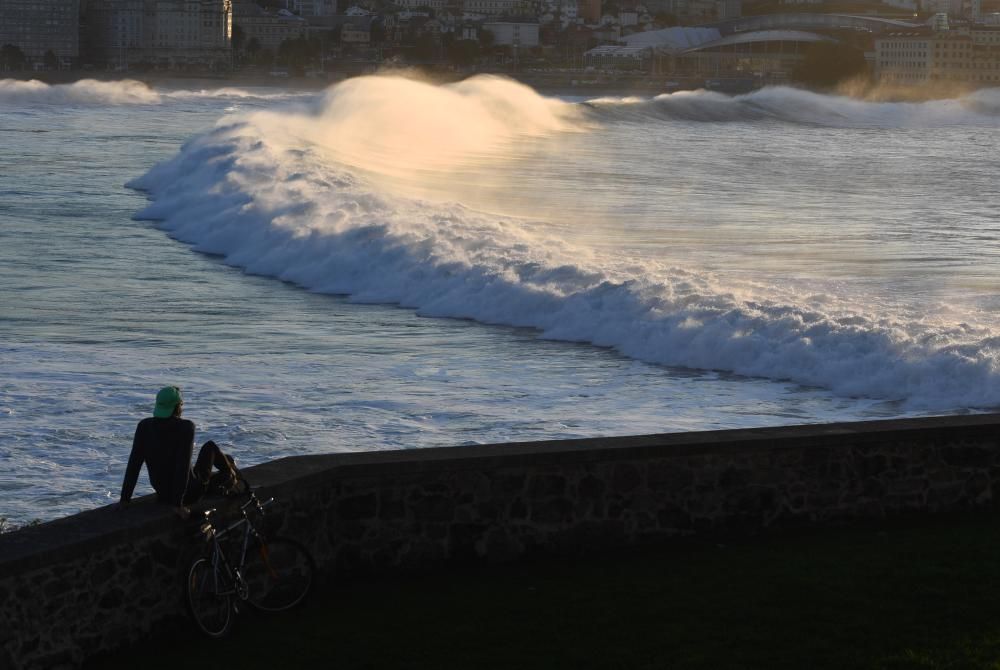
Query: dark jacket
120 416 196 506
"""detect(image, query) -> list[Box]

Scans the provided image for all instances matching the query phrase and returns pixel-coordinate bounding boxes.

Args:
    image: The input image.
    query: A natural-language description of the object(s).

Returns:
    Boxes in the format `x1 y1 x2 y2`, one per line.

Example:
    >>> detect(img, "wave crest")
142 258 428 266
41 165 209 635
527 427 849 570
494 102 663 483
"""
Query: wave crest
585 85 1000 127
0 78 161 105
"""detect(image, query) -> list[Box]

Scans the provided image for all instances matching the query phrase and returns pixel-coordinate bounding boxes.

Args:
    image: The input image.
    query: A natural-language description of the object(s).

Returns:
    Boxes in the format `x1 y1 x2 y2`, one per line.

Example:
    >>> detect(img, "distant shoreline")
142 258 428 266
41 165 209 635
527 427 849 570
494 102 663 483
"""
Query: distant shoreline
2 67 715 96
4 68 992 99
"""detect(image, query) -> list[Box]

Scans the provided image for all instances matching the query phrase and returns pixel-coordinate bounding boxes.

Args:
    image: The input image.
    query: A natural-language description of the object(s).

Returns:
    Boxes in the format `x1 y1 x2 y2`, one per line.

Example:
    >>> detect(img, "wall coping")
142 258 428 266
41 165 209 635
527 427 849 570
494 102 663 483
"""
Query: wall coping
3 413 998 575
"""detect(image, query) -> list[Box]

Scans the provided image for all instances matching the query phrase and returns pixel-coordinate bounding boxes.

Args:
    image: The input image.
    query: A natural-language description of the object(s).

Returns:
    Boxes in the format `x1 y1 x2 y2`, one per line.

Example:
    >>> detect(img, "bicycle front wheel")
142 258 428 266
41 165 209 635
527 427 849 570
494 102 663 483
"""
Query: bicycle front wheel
187 557 233 637
243 537 315 612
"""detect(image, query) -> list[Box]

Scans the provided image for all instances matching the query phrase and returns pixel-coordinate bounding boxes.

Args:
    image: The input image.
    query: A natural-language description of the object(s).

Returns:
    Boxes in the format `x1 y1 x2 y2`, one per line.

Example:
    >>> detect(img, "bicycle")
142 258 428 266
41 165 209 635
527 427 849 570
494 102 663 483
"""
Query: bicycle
186 477 316 638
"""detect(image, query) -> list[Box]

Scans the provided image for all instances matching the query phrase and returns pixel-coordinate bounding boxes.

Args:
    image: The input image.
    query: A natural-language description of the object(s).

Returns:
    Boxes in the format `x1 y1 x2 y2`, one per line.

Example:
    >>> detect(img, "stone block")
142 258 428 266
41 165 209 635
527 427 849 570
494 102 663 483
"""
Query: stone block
553 520 626 551
409 493 454 523
612 463 642 494
862 477 885 498
577 474 605 501
378 497 406 521
474 502 501 522
718 466 750 489
98 589 124 610
508 498 528 520
943 446 995 468
530 498 574 525
888 478 927 496
646 460 694 491
453 471 491 499
449 523 488 561
425 523 449 540
964 472 992 504
492 472 526 497
478 527 522 563
337 492 378 520
527 474 567 499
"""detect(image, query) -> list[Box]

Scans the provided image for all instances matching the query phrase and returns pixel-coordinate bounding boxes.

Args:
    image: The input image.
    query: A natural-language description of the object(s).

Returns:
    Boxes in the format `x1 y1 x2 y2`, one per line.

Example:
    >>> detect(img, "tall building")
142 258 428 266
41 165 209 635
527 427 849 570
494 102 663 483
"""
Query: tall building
83 0 232 70
0 0 80 66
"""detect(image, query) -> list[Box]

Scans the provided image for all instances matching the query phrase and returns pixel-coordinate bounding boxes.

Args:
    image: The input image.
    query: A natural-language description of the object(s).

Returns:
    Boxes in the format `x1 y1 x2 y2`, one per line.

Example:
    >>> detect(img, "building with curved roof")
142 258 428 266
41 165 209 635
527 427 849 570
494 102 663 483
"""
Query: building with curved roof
668 28 838 84
707 12 921 35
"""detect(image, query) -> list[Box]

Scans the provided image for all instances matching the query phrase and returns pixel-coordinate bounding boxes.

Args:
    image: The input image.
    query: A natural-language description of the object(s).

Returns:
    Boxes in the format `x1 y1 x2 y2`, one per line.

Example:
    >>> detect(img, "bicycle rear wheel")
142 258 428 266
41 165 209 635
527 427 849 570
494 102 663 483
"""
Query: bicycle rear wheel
243 537 315 612
187 557 233 637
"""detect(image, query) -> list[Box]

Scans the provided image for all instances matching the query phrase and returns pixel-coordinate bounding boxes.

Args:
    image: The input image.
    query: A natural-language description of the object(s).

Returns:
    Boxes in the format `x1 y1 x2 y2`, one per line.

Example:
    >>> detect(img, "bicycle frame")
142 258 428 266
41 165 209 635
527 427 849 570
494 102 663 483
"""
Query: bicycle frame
198 493 274 601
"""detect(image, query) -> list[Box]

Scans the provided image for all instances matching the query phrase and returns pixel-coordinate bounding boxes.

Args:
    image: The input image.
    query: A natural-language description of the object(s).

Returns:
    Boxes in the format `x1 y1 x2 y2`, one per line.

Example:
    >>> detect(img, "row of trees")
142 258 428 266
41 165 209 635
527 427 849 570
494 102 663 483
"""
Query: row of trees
790 41 869 88
1 45 60 70
231 24 500 71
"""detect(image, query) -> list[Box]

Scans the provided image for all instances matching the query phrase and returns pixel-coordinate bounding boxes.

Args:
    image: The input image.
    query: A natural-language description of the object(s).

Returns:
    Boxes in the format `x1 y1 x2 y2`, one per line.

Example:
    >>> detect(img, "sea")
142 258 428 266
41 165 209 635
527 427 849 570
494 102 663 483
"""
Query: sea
1 75 998 526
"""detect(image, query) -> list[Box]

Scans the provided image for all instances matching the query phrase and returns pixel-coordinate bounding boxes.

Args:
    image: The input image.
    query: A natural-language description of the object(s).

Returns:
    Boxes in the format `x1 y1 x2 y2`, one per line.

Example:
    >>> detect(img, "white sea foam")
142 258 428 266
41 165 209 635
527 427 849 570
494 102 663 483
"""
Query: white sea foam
128 75 1000 410
0 78 162 105
585 85 1000 127
0 78 310 106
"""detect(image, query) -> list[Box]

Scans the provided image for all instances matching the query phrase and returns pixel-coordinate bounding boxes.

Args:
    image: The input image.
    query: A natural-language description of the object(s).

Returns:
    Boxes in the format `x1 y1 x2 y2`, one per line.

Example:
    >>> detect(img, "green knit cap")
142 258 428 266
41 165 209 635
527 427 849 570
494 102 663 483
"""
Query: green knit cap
153 386 183 418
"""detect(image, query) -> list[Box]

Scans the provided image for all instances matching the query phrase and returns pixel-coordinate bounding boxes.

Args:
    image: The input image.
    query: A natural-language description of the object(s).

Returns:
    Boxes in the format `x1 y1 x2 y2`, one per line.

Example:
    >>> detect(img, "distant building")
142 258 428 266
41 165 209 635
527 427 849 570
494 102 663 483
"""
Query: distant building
591 23 621 42
84 0 232 70
584 44 651 69
464 0 522 16
577 0 600 23
288 0 337 15
715 0 741 19
482 20 539 45
0 0 80 67
233 4 307 52
875 25 1000 85
341 15 374 42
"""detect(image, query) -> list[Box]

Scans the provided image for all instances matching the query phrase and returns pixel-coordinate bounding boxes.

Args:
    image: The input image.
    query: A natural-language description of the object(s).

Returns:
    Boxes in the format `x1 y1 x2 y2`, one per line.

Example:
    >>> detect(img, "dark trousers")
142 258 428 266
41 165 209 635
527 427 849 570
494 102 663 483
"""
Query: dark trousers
183 440 234 505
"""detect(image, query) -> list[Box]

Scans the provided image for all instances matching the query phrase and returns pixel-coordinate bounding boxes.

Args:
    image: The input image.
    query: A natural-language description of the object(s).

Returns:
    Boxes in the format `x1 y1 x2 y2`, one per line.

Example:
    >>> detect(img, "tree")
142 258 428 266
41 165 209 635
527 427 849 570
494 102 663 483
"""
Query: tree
654 11 678 26
232 24 246 54
277 36 318 74
412 33 438 61
245 36 262 64
43 49 58 69
1 44 26 71
370 19 386 45
447 39 479 67
791 41 869 89
255 46 274 67
478 29 494 51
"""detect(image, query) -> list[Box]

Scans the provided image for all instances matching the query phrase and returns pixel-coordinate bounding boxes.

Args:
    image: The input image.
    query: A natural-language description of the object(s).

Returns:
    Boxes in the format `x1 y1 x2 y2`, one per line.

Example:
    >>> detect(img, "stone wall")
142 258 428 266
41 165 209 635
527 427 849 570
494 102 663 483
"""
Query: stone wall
4 414 1000 668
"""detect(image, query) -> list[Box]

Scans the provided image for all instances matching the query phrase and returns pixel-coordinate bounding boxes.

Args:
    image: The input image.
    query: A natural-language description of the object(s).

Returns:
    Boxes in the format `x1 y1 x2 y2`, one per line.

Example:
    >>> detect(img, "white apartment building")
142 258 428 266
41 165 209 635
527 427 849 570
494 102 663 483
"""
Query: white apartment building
875 26 1000 85
396 0 448 10
464 0 522 16
875 31 932 83
0 0 80 65
85 0 232 69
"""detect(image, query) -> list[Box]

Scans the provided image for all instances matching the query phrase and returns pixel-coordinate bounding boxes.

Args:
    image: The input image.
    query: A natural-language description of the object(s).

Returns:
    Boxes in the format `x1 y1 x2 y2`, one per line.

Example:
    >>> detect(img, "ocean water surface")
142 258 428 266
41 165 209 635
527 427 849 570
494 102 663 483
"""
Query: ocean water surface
1 77 998 525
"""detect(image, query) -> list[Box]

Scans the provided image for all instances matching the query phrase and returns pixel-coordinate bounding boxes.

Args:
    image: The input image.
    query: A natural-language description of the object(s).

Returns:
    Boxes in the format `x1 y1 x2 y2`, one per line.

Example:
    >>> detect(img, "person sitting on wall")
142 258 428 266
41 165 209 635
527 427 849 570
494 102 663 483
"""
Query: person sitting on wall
119 386 240 519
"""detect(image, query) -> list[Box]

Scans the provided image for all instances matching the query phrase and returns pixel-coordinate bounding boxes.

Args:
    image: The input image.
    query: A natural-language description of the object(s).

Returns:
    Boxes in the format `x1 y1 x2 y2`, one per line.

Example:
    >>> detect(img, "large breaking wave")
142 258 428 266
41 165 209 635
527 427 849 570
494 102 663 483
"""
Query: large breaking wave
128 75 1000 410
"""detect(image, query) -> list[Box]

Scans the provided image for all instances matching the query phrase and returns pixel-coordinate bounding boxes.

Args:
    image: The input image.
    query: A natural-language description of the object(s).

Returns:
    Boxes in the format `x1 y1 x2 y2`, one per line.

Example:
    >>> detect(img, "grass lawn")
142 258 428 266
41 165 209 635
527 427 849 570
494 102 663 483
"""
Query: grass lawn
89 511 1000 670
